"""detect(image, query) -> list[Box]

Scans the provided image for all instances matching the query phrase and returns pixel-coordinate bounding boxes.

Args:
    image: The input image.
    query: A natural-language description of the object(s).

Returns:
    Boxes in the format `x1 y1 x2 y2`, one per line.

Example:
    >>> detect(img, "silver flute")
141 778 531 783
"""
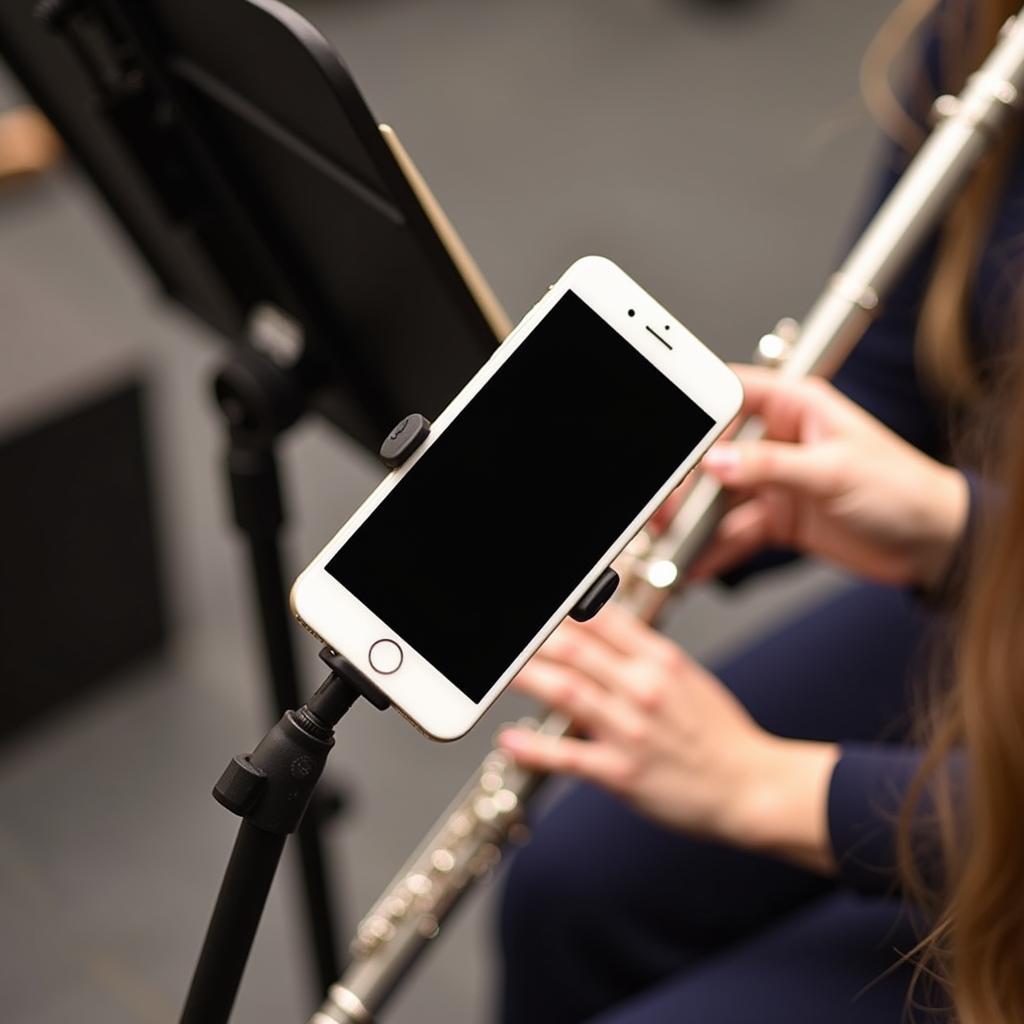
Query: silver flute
310 14 1024 1023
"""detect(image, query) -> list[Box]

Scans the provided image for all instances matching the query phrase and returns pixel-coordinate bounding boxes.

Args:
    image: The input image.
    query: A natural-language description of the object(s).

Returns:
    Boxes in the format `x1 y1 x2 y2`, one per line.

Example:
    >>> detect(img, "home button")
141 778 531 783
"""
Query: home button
368 638 403 674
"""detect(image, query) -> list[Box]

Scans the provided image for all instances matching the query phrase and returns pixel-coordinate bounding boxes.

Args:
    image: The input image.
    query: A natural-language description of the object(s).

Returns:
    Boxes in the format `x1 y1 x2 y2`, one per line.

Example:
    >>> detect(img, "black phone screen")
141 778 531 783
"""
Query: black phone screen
327 291 715 703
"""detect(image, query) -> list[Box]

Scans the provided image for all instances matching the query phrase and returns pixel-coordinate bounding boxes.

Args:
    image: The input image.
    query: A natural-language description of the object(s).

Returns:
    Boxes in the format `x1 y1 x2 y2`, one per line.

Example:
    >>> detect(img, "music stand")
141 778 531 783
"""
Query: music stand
0 0 508 1005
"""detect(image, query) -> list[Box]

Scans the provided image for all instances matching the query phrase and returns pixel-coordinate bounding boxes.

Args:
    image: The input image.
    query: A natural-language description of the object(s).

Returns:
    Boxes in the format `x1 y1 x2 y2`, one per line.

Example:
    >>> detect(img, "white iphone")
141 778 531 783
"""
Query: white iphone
291 256 742 740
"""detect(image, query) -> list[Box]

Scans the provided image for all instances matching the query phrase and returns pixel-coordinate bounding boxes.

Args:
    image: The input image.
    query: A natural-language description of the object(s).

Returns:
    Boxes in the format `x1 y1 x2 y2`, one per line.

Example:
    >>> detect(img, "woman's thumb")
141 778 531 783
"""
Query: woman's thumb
703 440 828 495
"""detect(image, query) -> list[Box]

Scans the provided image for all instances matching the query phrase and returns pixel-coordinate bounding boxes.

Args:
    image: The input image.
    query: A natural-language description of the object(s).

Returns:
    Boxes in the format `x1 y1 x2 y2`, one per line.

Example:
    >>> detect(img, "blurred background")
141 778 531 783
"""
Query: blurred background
0 0 896 1021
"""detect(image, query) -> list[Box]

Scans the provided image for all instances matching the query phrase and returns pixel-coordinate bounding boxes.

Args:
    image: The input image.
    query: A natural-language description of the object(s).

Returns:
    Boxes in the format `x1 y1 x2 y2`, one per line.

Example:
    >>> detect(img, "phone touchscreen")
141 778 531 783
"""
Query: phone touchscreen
326 290 715 703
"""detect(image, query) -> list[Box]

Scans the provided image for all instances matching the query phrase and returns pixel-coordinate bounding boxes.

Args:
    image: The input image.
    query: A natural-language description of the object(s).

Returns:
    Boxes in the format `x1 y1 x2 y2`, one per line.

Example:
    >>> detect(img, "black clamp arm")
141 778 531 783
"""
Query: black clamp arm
570 567 619 622
380 412 431 468
318 648 391 711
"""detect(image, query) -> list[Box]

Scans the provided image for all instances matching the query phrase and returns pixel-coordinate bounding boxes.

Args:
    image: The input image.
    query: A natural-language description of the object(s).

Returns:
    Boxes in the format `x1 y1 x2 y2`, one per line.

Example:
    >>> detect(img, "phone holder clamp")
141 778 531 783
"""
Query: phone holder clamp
380 412 431 468
570 567 620 622
319 648 391 711
210 650 379 834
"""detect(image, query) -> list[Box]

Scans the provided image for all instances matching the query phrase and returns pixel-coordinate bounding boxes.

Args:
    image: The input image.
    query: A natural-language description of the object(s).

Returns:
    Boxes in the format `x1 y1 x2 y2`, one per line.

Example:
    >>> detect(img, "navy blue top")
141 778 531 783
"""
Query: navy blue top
822 5 1018 894
827 475 982 895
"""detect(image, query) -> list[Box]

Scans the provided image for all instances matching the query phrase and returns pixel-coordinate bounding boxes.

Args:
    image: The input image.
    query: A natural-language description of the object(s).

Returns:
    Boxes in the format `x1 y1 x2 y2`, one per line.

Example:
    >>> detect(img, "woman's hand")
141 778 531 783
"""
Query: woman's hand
499 604 839 874
690 364 968 590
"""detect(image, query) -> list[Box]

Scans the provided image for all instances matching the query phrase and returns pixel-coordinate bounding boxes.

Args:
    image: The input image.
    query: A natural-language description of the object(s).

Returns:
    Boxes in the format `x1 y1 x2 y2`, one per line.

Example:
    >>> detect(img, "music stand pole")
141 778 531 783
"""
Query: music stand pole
181 650 387 1024
213 348 345 994
181 407 430 1024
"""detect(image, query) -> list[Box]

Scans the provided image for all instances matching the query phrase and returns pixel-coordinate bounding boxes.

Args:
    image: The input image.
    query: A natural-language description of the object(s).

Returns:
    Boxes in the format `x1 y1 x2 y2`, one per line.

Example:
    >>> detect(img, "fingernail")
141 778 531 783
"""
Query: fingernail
703 445 740 477
498 729 523 751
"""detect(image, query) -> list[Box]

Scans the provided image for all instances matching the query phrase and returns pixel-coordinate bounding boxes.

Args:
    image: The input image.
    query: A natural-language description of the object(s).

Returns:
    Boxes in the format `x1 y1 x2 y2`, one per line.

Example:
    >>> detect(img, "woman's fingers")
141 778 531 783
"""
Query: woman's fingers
649 415 746 533
512 659 647 739
539 621 629 682
729 363 831 419
570 601 653 655
687 499 775 581
727 364 811 436
703 439 837 497
576 602 680 665
534 611 691 711
497 728 634 790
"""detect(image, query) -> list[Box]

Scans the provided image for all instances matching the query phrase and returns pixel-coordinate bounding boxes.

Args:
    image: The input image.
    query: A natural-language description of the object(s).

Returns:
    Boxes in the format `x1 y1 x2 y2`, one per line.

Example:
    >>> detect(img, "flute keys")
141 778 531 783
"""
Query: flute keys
357 915 396 952
407 873 432 897
385 897 409 920
755 318 799 367
469 842 502 876
431 848 456 873
508 822 531 845
449 812 473 838
492 789 518 815
474 796 498 822
644 559 678 590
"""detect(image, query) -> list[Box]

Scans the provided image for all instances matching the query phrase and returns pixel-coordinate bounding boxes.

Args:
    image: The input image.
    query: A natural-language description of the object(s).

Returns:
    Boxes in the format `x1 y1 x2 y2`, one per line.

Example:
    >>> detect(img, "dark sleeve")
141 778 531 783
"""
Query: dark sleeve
828 743 966 897
917 469 986 609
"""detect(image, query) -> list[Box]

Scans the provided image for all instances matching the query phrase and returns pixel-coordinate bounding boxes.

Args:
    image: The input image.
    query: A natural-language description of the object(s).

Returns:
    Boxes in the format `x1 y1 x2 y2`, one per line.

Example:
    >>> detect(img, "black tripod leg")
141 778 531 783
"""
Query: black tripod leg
228 443 344 994
181 822 287 1024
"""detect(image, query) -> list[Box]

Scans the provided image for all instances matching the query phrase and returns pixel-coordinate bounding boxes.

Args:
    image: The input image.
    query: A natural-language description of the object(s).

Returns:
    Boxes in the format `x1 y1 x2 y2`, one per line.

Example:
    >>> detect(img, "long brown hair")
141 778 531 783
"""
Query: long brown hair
863 0 1020 404
951 388 1024 1022
866 2 1024 1018
899 358 1024 1023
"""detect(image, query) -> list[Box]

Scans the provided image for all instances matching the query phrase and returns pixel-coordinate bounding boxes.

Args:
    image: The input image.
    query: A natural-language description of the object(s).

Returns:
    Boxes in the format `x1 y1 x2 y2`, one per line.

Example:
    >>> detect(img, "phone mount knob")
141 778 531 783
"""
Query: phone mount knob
380 412 431 468
569 567 620 622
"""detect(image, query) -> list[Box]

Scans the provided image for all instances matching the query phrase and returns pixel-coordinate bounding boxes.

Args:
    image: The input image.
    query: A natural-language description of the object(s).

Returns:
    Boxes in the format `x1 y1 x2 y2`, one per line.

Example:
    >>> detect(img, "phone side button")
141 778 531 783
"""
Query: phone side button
368 639 404 674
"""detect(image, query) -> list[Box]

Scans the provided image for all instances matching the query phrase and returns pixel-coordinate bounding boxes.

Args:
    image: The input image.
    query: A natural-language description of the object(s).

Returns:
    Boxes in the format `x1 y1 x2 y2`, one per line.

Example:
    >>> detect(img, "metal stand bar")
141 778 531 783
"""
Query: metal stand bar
212 348 348 999
180 823 287 1024
179 658 374 1024
227 439 344 995
246 528 343 989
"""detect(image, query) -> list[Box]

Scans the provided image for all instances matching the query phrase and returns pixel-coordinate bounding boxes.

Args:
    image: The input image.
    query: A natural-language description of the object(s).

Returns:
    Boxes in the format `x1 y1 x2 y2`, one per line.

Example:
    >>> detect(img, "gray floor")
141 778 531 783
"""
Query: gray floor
0 1 895 1021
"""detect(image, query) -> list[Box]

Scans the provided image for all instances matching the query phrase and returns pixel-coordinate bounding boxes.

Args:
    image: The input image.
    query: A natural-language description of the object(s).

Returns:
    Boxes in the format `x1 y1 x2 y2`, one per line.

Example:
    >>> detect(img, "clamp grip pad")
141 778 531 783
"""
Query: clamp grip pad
380 413 431 468
570 567 619 622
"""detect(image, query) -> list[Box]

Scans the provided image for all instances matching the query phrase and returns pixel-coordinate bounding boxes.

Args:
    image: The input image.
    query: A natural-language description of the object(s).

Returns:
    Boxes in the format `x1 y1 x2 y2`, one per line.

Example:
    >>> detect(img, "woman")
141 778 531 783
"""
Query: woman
496 0 1023 1020
500 364 1023 1022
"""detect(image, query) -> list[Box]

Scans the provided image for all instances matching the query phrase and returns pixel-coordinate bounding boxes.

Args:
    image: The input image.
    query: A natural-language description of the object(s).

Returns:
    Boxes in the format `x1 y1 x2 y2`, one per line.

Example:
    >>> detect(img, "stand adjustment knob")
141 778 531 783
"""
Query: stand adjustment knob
570 567 620 622
213 755 267 816
380 412 431 468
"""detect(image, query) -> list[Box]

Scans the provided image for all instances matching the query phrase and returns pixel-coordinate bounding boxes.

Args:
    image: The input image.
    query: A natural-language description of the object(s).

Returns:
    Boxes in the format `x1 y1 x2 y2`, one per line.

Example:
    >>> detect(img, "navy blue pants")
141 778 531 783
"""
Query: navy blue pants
498 582 936 1023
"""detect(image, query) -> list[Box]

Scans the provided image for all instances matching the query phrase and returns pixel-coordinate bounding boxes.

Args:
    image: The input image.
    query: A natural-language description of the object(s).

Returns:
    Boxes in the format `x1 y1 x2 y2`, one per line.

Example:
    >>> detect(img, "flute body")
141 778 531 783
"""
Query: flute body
311 15 1024 1022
